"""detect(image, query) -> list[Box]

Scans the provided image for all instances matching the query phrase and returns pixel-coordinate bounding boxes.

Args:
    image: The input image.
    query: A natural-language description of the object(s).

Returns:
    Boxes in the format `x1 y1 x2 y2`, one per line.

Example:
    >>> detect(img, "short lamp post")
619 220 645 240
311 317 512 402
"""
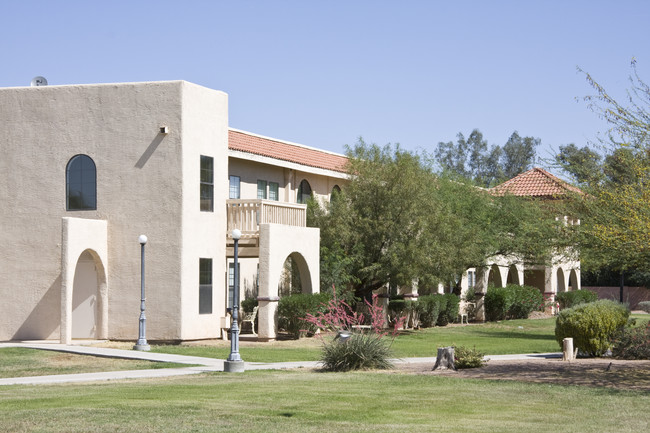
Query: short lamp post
224 228 245 372
134 234 150 351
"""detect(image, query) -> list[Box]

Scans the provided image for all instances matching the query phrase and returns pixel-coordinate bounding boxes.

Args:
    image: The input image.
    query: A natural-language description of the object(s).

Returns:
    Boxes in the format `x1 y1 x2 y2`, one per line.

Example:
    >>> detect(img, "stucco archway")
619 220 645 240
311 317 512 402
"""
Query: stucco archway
61 217 108 344
506 264 520 285
556 268 567 293
487 264 503 288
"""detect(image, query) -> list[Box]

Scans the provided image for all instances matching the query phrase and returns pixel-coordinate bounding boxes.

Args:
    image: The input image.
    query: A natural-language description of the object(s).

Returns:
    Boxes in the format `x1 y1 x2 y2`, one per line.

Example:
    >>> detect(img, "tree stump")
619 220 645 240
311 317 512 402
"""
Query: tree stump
432 346 456 371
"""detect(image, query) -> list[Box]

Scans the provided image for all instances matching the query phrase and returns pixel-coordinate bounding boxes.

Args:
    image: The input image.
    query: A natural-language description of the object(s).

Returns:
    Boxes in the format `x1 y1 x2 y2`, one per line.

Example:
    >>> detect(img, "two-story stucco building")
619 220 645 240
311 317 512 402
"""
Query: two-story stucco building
0 80 347 343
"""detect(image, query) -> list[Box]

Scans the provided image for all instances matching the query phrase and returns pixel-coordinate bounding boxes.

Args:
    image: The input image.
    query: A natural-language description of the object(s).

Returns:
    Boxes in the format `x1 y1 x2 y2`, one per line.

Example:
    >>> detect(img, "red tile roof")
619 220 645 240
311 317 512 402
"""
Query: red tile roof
490 167 583 198
228 129 349 173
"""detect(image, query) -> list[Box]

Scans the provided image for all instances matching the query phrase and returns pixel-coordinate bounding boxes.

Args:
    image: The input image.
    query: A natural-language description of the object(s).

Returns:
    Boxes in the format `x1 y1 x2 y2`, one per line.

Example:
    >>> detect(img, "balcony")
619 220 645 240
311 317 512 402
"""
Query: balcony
226 199 307 256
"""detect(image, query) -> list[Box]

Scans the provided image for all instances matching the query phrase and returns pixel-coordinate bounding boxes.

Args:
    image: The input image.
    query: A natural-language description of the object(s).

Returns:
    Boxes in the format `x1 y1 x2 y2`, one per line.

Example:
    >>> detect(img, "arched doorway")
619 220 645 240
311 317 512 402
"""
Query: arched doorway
556 268 566 293
506 264 520 285
72 250 100 339
568 269 579 291
487 264 503 288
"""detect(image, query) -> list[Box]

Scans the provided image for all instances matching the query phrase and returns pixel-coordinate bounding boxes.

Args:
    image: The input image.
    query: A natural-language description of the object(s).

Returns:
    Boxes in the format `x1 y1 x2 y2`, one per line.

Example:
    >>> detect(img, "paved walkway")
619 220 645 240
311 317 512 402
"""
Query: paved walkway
0 341 561 386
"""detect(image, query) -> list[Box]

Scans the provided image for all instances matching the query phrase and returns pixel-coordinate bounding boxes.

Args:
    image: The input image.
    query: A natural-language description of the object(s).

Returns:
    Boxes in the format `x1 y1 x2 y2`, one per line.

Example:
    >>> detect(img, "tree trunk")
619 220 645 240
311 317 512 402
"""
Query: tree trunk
432 347 456 371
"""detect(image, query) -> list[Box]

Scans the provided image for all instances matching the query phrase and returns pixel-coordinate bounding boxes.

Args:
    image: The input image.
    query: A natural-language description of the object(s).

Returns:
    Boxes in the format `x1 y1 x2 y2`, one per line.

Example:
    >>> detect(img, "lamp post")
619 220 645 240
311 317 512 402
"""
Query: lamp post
133 234 150 351
224 228 245 372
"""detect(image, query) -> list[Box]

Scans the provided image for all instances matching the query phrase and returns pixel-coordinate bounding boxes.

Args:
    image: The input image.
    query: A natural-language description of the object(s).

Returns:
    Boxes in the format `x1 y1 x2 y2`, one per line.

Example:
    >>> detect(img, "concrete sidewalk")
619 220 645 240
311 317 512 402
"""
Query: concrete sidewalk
0 341 561 386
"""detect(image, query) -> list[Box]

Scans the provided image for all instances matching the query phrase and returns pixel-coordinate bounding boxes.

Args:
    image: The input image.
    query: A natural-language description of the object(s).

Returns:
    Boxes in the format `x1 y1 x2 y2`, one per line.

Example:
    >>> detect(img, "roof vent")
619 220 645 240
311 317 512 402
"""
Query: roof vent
30 76 48 87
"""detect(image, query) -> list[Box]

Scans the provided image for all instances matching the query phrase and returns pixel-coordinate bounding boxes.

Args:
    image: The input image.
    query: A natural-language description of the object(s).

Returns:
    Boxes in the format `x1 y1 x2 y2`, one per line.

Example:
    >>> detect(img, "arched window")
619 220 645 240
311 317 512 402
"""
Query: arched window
297 179 312 204
66 155 97 210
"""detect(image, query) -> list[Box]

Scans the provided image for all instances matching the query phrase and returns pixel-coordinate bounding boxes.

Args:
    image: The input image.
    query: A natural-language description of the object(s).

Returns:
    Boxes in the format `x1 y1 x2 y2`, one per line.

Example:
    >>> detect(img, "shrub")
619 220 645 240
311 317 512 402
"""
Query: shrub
387 299 418 328
417 295 442 328
508 285 544 319
320 332 394 371
638 301 650 313
555 300 630 357
241 297 258 313
454 345 487 369
484 286 511 321
439 293 460 325
277 293 331 339
611 322 650 359
484 284 543 321
556 290 598 310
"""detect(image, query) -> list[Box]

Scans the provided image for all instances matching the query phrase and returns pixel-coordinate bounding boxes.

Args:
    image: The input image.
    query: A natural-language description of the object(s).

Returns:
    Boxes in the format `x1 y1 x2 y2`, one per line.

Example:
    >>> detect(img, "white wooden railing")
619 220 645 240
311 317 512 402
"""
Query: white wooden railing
226 199 307 236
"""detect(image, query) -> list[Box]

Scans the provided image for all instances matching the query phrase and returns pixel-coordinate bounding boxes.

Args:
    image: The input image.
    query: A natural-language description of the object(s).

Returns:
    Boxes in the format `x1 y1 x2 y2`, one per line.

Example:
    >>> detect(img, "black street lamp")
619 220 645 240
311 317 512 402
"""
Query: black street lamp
134 234 150 351
225 229 245 372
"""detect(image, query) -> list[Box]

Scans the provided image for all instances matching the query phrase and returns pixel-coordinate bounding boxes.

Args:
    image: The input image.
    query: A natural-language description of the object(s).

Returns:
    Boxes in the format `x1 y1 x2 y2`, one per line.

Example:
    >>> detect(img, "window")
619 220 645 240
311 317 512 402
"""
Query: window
229 175 240 199
297 179 312 204
200 156 214 212
257 180 267 199
199 258 212 314
228 262 240 309
269 182 279 201
66 155 97 210
467 270 476 289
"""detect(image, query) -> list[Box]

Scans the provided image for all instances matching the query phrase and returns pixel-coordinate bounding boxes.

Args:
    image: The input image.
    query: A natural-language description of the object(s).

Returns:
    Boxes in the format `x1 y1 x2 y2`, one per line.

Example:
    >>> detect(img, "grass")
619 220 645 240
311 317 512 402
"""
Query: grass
0 348 191 379
132 317 562 361
0 369 648 432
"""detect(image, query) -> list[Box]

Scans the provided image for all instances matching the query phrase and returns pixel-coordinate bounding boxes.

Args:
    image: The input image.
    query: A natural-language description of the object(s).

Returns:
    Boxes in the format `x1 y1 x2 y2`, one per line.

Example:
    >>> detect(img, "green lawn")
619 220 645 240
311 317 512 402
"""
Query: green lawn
0 348 191 379
0 369 647 433
142 317 562 362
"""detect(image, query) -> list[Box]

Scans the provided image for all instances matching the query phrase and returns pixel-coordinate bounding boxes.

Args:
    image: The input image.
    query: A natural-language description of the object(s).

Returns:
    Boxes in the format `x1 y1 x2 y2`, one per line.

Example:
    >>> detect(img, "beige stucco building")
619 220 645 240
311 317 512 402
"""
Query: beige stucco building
0 80 347 343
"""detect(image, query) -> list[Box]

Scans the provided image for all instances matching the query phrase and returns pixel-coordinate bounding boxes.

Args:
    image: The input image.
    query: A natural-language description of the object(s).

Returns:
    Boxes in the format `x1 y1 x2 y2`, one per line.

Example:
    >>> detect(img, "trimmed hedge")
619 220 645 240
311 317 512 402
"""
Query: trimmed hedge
278 293 331 339
484 284 544 321
556 290 598 310
438 293 460 326
555 300 630 357
417 295 442 328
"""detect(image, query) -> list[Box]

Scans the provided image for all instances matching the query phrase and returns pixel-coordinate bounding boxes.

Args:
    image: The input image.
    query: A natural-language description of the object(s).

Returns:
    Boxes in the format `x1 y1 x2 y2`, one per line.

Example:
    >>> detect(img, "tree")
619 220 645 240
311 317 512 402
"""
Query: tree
558 61 650 274
310 139 566 300
435 129 539 187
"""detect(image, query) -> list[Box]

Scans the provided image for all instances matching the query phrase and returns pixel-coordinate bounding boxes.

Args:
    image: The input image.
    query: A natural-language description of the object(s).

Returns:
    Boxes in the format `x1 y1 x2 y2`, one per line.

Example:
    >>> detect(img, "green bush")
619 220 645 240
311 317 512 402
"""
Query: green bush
556 290 598 310
508 285 544 319
555 300 630 357
320 332 394 371
484 286 511 321
278 293 331 339
417 295 442 328
638 301 650 313
611 322 650 359
454 345 487 369
439 293 460 325
241 298 258 313
484 285 543 321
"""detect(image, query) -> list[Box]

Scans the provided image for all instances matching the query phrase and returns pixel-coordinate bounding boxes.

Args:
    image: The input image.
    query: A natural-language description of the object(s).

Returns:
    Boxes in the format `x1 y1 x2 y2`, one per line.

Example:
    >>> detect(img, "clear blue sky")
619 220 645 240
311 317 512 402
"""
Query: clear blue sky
2 0 648 166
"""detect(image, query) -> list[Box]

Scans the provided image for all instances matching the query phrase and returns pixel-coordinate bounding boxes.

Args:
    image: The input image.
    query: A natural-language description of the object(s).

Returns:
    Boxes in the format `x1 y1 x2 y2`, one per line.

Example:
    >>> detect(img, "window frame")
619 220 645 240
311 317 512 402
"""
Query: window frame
257 180 268 199
229 175 241 199
66 154 97 211
269 182 279 201
200 155 214 212
199 258 213 315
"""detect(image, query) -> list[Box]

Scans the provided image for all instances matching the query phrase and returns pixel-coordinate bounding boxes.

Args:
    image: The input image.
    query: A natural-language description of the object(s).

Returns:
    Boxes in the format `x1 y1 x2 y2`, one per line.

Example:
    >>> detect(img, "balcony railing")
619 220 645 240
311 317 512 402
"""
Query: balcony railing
226 199 307 237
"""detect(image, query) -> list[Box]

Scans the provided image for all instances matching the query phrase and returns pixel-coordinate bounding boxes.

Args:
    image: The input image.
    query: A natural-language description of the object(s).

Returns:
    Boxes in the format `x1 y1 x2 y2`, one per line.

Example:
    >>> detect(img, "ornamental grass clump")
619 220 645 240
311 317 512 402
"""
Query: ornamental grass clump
303 286 402 371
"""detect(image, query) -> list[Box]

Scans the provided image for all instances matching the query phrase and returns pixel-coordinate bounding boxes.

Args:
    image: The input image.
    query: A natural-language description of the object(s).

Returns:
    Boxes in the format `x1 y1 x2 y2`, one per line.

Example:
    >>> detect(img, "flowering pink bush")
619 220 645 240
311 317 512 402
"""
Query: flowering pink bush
302 286 401 337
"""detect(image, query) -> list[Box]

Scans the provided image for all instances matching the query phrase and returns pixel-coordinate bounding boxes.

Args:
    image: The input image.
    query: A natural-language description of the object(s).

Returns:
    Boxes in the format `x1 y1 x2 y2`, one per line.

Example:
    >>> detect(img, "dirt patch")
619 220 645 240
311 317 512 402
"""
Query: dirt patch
394 357 650 391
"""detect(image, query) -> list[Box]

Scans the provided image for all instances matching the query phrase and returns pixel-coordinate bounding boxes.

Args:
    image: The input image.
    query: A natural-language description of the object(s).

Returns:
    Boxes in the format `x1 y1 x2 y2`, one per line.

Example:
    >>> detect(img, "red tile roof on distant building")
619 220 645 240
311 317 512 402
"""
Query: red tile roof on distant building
490 167 583 198
228 129 349 173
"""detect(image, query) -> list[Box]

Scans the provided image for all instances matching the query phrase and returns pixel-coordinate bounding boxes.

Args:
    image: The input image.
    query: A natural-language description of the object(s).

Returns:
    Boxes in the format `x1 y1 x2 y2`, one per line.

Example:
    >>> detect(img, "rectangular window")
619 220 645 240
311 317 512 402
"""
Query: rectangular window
200 156 214 212
269 182 279 201
229 175 240 199
257 180 267 199
467 270 476 289
199 258 212 314
228 262 240 309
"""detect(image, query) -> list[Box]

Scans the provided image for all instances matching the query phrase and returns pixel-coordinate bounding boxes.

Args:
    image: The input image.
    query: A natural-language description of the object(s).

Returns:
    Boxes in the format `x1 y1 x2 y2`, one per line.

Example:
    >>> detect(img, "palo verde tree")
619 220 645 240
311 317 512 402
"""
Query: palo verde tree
310 139 566 300
556 61 650 275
